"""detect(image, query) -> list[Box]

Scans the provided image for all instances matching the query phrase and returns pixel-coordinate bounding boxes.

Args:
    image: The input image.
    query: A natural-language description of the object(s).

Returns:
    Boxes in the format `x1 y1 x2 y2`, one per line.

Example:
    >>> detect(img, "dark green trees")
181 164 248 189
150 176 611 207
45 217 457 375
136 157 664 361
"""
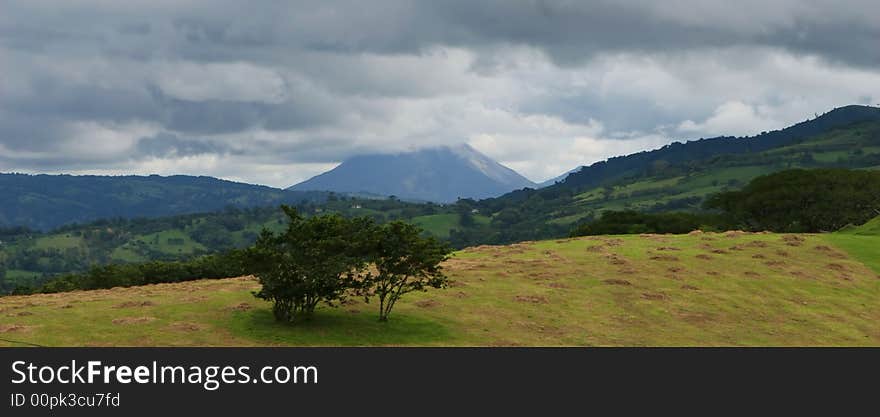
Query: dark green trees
246 207 372 322
705 169 880 232
364 221 451 321
244 207 451 323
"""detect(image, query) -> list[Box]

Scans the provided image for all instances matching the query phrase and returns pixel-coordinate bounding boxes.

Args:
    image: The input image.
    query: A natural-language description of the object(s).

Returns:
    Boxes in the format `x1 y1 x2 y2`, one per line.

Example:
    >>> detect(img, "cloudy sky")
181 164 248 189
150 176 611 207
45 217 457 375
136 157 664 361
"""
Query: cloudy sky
2 0 879 187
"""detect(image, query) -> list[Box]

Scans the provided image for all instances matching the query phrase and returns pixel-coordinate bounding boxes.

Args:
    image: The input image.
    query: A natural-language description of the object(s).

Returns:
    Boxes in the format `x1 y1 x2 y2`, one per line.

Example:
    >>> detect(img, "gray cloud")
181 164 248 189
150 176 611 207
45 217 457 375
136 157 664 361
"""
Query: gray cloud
1 1 879 185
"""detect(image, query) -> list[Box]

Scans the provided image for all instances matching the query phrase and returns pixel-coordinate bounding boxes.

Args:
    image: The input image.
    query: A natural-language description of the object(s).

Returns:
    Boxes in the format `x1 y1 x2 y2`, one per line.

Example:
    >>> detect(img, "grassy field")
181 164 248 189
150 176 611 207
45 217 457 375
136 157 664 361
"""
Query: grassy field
1 231 878 347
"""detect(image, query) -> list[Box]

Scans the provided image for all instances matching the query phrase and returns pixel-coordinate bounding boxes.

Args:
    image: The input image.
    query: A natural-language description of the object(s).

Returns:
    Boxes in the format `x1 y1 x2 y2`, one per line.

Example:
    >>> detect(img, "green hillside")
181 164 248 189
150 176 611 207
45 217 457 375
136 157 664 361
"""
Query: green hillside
2 232 878 347
839 215 880 236
457 107 880 246
0 173 330 231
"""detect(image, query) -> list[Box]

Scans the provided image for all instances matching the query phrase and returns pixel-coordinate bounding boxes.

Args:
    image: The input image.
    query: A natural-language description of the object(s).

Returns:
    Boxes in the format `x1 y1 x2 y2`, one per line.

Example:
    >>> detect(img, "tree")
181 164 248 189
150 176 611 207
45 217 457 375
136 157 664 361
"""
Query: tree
704 169 880 232
363 221 452 321
244 206 372 322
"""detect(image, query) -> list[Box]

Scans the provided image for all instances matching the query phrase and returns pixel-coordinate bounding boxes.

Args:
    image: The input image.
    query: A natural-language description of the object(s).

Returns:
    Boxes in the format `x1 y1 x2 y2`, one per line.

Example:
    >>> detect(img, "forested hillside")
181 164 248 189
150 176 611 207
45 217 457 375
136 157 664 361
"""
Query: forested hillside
455 106 880 245
0 174 330 230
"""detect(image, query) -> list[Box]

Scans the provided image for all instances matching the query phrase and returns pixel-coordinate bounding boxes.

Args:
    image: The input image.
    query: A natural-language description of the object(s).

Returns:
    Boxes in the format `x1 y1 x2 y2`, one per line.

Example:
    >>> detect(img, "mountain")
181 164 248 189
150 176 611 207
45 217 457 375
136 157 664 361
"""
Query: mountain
0 174 328 230
288 144 536 202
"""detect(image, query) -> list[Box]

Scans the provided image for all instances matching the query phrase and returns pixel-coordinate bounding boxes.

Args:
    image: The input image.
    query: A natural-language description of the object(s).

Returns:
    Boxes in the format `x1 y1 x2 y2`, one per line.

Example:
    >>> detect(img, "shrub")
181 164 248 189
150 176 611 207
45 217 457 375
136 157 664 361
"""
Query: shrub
362 221 451 321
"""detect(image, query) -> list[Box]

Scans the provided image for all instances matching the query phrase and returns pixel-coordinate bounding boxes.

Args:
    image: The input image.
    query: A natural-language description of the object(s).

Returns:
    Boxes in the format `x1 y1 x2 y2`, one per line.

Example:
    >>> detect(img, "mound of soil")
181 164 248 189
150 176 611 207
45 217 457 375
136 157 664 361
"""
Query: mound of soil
514 295 548 304
0 324 34 333
114 301 155 309
168 322 203 332
414 299 441 308
228 303 252 312
603 279 632 286
641 293 667 301
826 263 848 272
111 317 156 325
650 255 680 262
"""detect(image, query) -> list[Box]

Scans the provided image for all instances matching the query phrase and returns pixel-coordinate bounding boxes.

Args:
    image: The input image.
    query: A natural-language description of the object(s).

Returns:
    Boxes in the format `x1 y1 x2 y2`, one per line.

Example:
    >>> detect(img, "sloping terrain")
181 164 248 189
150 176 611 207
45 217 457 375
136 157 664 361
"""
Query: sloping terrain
2 232 878 347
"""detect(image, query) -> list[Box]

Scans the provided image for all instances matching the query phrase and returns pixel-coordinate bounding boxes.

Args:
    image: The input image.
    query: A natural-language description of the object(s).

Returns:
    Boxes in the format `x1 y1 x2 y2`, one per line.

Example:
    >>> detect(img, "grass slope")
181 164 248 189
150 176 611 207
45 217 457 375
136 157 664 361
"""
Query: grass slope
2 232 878 346
825 215 880 274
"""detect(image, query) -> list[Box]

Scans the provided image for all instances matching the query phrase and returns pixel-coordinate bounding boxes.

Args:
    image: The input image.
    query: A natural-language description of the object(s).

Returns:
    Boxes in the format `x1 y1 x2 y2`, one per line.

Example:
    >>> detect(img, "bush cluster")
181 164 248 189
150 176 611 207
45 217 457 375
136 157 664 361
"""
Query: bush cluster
243 206 451 322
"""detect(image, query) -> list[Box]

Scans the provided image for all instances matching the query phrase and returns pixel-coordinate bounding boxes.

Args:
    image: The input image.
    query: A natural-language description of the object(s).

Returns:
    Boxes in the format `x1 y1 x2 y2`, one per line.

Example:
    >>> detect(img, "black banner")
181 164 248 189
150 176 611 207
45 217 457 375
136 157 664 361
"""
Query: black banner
0 348 875 415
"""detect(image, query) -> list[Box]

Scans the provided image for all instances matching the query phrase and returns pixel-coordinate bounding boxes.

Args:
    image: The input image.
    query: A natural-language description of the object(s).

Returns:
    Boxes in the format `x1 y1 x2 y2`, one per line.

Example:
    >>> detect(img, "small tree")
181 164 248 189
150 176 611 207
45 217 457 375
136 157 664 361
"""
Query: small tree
244 206 371 322
364 221 452 321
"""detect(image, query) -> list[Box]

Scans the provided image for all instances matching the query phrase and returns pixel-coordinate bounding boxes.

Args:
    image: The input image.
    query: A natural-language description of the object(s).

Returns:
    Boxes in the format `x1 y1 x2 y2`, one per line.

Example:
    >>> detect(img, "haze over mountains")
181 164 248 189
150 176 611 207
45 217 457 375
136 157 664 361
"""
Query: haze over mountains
288 144 536 202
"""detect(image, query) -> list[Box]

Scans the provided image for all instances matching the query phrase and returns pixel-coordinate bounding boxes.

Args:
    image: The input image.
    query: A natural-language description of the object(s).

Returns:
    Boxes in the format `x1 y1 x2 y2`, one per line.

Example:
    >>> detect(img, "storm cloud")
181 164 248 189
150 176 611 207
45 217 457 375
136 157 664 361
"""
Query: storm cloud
1 0 879 186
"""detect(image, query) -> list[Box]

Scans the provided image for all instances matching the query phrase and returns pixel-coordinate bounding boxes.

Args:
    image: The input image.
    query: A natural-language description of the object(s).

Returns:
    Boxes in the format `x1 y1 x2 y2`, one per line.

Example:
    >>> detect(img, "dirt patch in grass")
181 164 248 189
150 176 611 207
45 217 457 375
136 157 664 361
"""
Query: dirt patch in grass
8 311 34 317
680 285 700 290
695 254 713 260
656 246 681 251
603 279 632 286
710 249 729 255
111 317 156 325
228 302 252 312
826 263 848 272
168 322 204 332
0 324 37 333
724 230 749 238
650 255 680 262
744 241 769 248
688 230 704 235
706 271 720 276
414 299 441 308
58 304 73 309
744 271 762 278
668 267 685 273
547 282 570 289
752 254 767 259
782 235 805 247
606 255 630 265
641 293 667 301
514 295 548 304
586 245 607 253
114 301 155 309
775 250 790 257
765 260 786 268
